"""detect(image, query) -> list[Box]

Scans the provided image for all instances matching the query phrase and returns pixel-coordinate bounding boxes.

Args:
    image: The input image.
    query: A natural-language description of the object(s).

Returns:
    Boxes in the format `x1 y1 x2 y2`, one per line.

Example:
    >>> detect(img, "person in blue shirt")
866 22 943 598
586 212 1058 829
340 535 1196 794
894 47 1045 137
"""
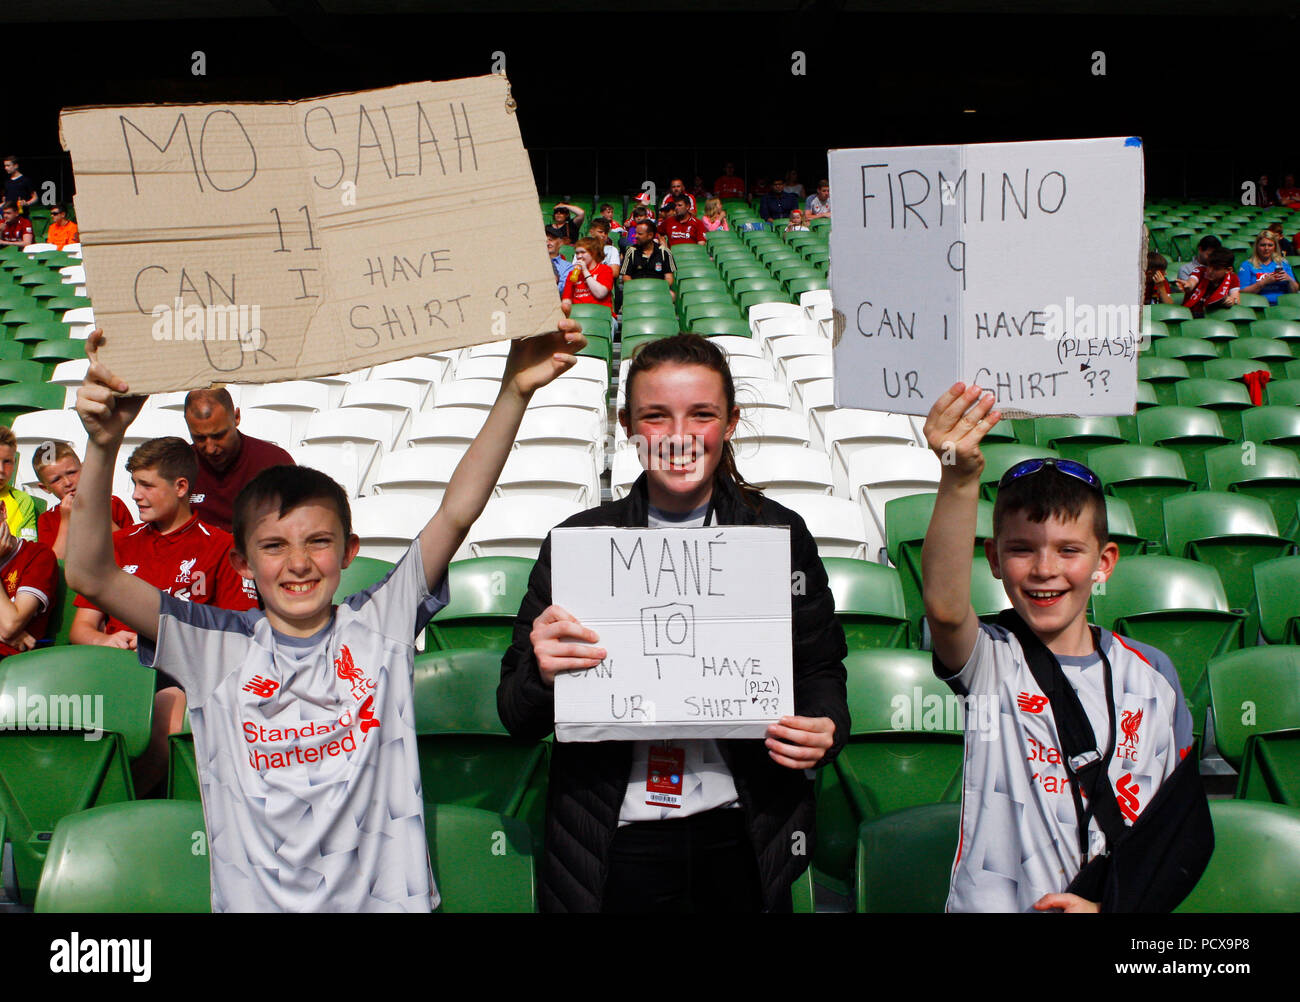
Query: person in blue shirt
1238 229 1299 305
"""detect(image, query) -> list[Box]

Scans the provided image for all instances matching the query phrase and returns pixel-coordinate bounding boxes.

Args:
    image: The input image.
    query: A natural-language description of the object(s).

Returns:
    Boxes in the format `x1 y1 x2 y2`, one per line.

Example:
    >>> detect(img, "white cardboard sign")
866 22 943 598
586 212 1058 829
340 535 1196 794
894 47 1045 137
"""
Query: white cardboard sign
551 526 793 742
829 137 1144 418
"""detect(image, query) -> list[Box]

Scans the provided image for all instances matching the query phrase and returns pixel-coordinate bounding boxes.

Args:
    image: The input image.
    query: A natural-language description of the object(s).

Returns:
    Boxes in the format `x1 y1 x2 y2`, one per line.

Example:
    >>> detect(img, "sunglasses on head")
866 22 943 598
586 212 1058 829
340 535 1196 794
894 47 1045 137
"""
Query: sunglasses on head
997 457 1103 493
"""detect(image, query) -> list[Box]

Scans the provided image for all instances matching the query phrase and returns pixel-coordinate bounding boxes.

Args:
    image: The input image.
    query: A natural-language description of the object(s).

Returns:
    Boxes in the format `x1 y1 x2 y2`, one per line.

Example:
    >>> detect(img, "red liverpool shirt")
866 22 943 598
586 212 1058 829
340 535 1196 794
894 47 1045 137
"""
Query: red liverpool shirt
36 495 133 549
0 539 57 656
74 514 258 634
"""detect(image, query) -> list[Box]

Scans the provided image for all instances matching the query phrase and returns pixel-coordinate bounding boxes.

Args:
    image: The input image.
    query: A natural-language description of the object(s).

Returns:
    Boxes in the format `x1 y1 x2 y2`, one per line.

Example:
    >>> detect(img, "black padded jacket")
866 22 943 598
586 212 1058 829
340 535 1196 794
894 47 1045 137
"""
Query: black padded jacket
497 472 850 913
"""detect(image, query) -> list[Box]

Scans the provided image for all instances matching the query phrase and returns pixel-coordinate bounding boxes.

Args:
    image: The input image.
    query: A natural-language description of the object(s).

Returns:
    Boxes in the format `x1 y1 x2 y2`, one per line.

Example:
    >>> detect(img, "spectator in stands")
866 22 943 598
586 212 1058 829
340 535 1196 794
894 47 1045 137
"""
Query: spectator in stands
45 204 78 249
1176 235 1221 289
548 230 576 294
547 203 585 245
70 435 258 796
752 177 772 196
599 203 626 246
713 162 747 200
0 427 38 543
1238 229 1299 305
1267 221 1293 256
0 202 32 247
561 237 615 317
183 388 295 534
663 195 707 247
624 203 652 243
784 169 806 200
2 156 36 212
0 508 56 657
588 219 623 282
1183 247 1240 317
689 176 710 203
701 197 730 232
660 178 696 215
1277 174 1300 208
784 209 810 233
33 441 134 560
760 178 798 221
806 180 831 221
621 220 675 299
1144 251 1174 305
1257 175 1276 208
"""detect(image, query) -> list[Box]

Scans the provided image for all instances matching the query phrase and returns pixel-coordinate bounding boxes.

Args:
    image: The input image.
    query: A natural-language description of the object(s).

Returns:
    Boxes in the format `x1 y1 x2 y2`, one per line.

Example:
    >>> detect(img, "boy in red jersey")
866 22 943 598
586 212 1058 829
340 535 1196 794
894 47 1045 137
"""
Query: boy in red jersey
33 440 134 560
0 503 57 656
70 435 256 794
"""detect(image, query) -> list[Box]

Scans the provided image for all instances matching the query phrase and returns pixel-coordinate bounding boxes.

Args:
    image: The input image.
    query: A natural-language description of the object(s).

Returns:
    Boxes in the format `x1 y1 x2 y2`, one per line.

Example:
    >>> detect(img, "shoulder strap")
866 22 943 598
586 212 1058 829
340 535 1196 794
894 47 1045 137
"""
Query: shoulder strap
994 610 1127 856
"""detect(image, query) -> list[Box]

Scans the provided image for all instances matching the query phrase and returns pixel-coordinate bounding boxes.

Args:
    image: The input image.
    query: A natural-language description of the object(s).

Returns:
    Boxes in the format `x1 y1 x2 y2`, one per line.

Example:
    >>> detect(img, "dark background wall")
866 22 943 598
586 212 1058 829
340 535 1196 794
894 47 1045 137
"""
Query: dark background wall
10 6 1298 204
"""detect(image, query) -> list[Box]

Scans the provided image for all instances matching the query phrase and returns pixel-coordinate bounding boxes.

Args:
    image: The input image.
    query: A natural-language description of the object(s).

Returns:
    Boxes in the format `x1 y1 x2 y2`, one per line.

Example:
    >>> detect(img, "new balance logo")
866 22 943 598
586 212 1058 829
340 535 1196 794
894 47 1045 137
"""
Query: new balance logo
1116 772 1141 822
189 493 206 504
123 565 139 574
1017 692 1049 714
242 675 279 698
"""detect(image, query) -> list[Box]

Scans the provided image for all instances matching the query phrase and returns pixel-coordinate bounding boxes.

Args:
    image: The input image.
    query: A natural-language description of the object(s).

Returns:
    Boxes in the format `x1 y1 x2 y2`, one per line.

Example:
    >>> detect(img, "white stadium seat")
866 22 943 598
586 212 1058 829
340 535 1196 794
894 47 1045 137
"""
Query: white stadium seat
406 407 489 449
766 492 880 562
291 444 369 499
730 409 812 459
495 448 599 506
735 445 833 496
369 445 465 503
464 496 584 560
823 409 920 496
847 445 942 542
351 495 441 563
233 407 295 450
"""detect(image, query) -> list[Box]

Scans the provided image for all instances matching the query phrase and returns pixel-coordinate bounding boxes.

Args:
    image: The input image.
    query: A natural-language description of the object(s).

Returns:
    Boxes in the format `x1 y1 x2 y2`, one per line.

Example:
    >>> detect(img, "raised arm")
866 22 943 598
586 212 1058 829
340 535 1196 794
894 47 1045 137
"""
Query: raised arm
64 330 161 642
921 382 1000 673
417 323 585 591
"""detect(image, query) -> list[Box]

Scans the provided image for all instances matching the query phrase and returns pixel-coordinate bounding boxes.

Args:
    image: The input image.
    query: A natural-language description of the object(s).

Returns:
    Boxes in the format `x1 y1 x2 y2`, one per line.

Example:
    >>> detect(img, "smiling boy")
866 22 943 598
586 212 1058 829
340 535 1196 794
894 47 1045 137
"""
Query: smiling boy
67 325 583 912
921 383 1203 913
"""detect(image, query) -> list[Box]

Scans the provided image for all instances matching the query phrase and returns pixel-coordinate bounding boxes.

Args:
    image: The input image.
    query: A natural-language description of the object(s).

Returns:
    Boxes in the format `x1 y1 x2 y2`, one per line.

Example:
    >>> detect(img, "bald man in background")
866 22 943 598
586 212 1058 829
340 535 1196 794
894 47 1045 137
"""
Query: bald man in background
183 388 295 533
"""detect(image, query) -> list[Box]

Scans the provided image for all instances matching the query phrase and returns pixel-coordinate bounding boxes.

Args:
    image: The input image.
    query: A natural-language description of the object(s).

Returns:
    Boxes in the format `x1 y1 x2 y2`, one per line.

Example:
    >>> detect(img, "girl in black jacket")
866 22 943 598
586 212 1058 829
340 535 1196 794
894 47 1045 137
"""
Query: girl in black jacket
498 333 849 913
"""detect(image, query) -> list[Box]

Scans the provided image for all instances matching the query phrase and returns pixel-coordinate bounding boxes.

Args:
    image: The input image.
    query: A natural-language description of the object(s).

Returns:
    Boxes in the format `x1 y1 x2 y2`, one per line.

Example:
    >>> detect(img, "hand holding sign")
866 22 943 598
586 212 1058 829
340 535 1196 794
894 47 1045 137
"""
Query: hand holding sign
922 382 1002 484
76 330 148 448
765 715 836 769
503 321 586 398
531 604 606 688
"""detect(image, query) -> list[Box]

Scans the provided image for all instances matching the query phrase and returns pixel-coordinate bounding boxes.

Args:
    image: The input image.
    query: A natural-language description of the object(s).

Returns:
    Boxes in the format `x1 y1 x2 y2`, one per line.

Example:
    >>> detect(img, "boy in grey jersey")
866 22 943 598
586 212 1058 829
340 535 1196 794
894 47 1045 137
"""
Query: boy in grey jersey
67 324 586 912
920 383 1194 913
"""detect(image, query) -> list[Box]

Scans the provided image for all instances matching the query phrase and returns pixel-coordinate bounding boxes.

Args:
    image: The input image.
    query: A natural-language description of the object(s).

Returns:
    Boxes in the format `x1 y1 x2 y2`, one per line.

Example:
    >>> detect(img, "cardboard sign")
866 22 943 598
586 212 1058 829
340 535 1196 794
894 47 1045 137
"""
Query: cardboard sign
551 526 793 741
829 137 1144 418
59 77 563 393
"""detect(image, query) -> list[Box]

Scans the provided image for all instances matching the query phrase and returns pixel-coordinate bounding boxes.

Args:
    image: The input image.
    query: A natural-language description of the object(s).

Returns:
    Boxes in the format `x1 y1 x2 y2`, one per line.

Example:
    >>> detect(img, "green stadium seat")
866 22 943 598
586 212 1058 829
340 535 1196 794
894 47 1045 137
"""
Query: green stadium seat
1033 416 1126 464
1179 318 1237 344
688 316 751 338
682 301 742 326
1228 337 1294 379
1139 319 1170 342
855 803 960 913
1237 293 1272 310
1175 800 1300 912
426 556 532 653
1255 557 1300 644
620 302 676 322
1204 443 1300 537
1137 356 1190 405
621 281 673 302
0 648 155 904
1215 304 1262 325
167 711 199 801
1162 492 1297 642
1092 556 1245 736
333 555 395 601
1263 305 1300 321
1105 495 1148 555
1172 378 1252 441
0 358 56 386
1250 318 1300 345
34 801 210 913
821 557 910 650
26 338 83 366
413 649 548 838
975 444 1062 502
970 555 1012 621
426 804 536 912
1153 336 1219 376
884 492 995 631
0 382 66 425
1207 645 1300 807
1136 406 1231 489
44 563 79 646
620 316 679 342
1144 303 1193 330
815 649 962 895
1242 407 1300 467
1202 357 1270 383
1267 379 1300 407
0 340 27 361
